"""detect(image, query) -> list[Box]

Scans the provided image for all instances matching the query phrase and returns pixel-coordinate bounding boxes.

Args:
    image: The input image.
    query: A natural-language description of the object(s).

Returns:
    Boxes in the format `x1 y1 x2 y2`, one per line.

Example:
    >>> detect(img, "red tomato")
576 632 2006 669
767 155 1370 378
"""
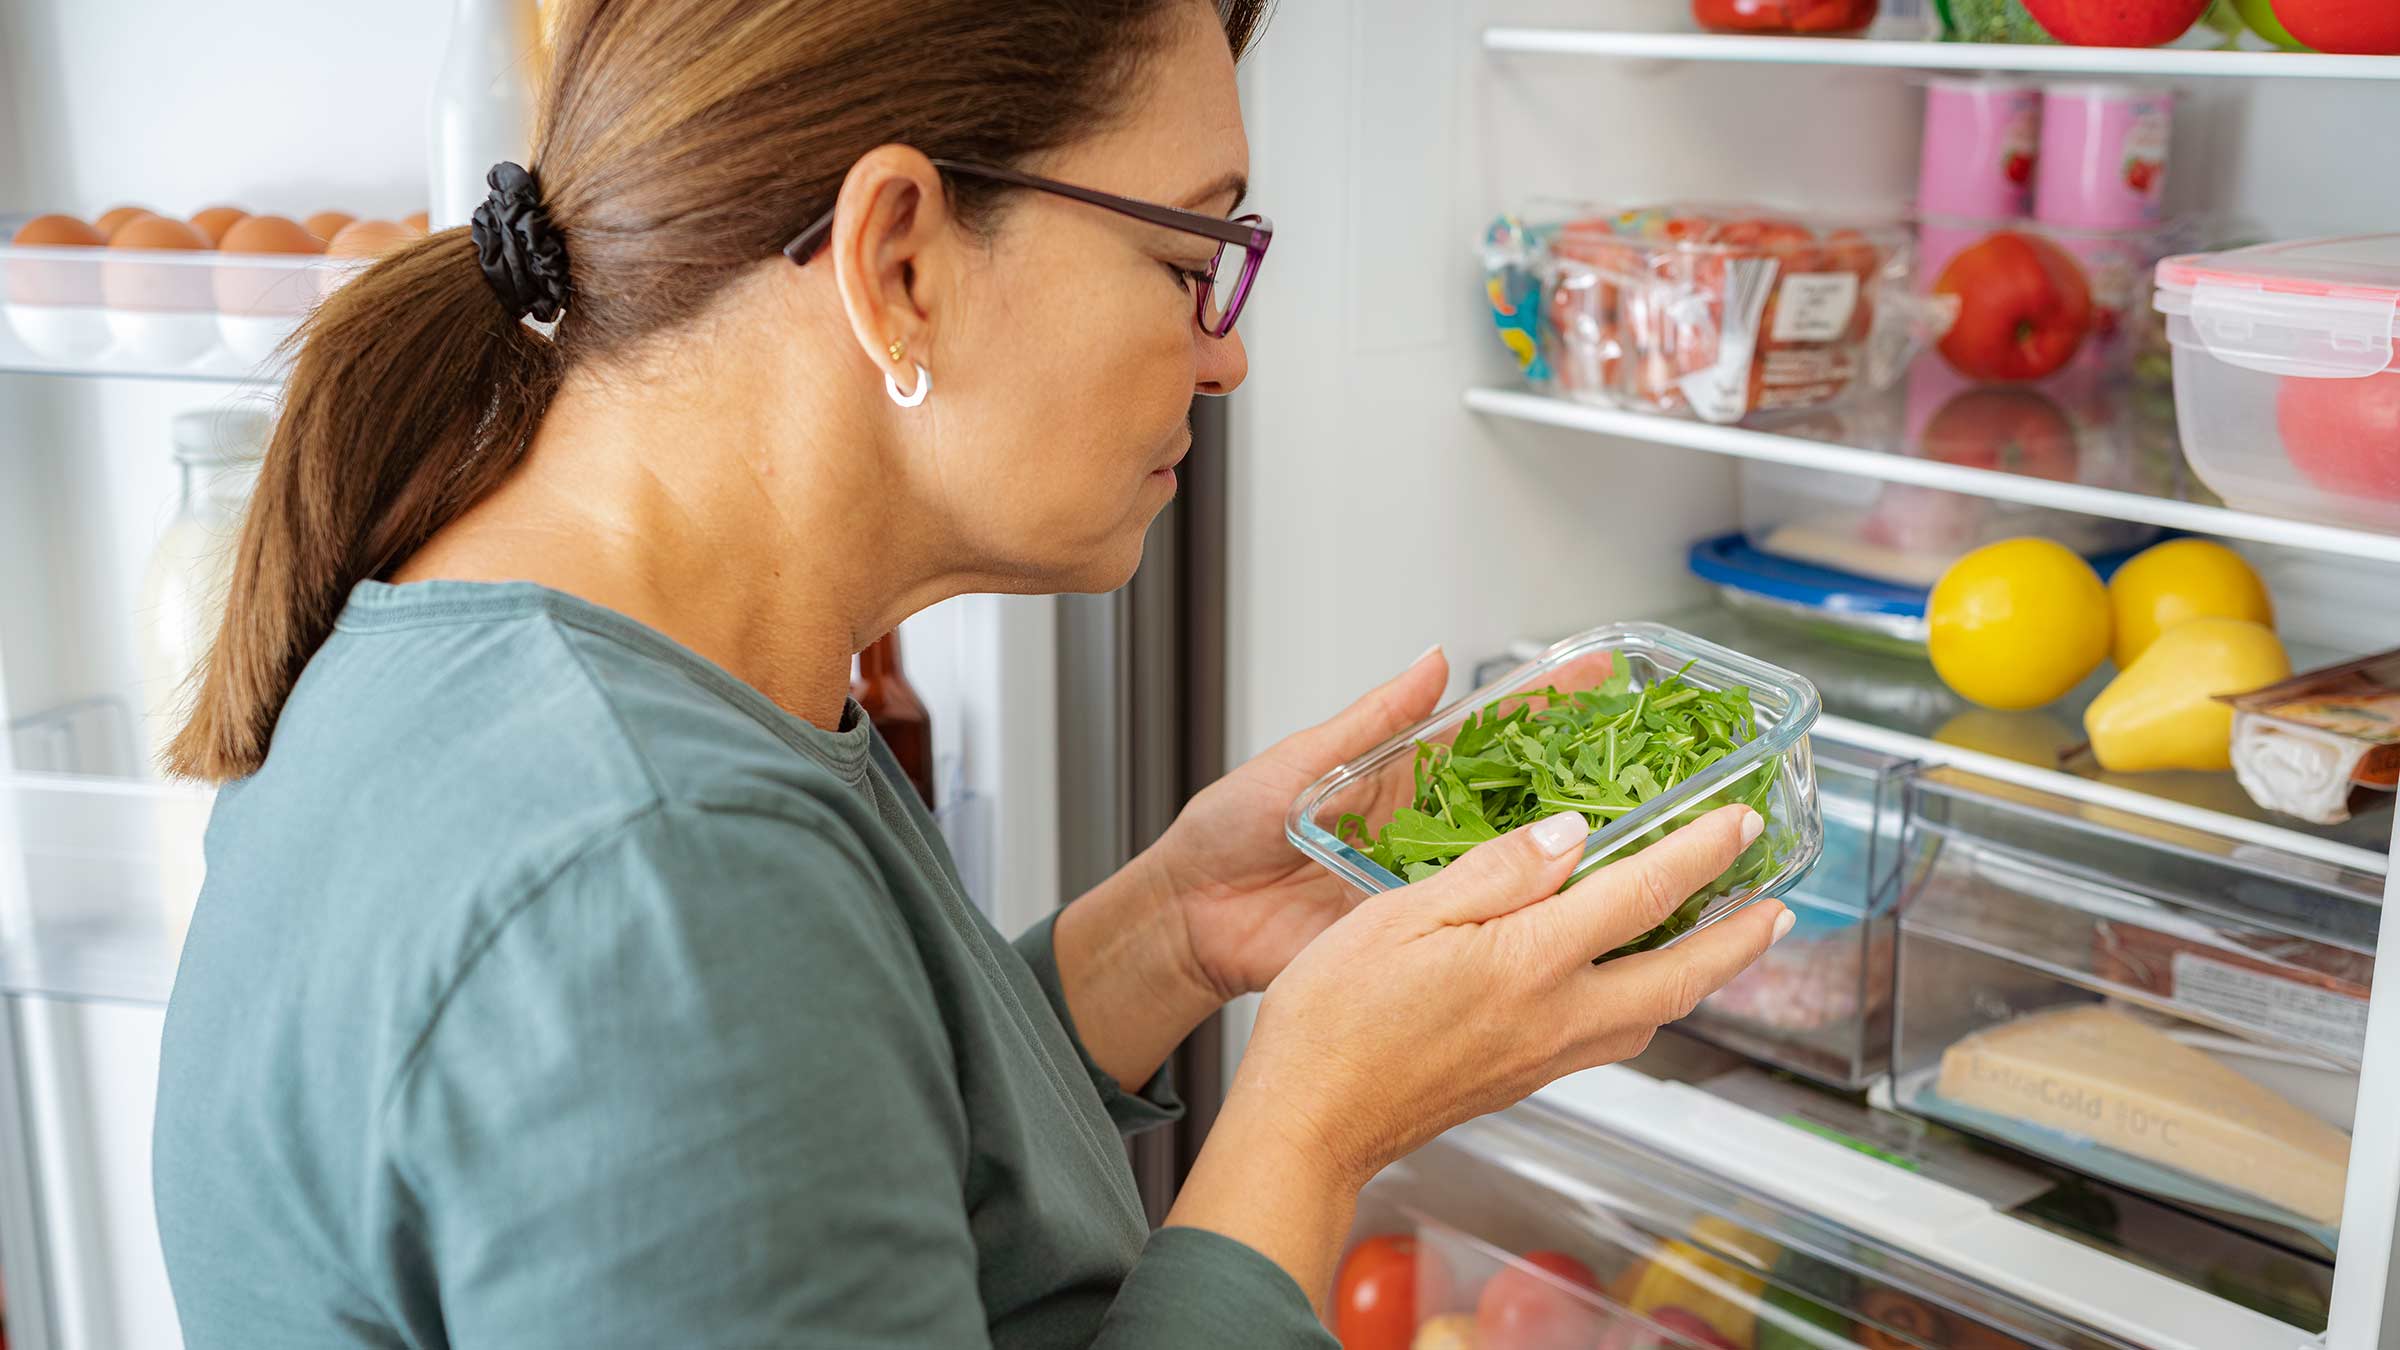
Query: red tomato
1691 0 1877 33
2269 0 2400 53
2275 369 2400 502
1933 231 2093 383
2017 0 2211 45
1333 1235 1450 1350
1919 386 2080 480
1476 1250 1602 1350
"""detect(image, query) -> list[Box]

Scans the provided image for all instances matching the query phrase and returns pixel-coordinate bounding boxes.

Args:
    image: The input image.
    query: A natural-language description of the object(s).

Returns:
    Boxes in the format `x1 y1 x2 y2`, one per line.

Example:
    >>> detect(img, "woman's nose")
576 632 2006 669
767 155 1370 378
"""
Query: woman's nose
1194 325 1248 397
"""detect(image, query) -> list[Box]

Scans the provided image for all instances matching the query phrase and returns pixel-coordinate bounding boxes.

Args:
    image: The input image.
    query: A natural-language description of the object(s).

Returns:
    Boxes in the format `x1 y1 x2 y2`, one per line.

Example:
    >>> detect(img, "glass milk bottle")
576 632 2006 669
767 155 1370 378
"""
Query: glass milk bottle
137 407 269 774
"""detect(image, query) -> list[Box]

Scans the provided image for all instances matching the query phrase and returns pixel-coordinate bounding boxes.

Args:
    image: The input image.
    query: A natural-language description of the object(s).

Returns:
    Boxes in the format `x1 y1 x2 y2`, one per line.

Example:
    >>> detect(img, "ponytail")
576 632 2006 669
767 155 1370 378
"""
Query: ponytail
164 232 561 781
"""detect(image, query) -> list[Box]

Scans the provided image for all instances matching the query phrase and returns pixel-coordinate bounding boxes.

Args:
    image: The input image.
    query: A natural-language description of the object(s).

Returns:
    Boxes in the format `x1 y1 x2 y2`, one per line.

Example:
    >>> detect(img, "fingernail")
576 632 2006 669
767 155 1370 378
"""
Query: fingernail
1738 807 1765 848
1532 811 1588 857
1413 642 1443 667
1771 905 1796 943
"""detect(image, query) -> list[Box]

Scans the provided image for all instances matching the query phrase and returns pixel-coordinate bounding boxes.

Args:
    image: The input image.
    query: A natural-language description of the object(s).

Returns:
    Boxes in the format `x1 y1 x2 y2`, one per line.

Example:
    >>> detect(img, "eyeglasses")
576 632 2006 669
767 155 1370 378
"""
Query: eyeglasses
783 159 1272 339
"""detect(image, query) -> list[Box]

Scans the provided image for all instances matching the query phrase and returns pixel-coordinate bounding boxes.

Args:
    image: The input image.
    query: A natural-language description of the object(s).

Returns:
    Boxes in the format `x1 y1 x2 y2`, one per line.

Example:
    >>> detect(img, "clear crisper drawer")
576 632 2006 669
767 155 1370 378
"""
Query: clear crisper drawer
0 773 209 1006
1342 1104 2130 1349
1680 735 1914 1089
1289 623 1822 961
1891 768 2373 1254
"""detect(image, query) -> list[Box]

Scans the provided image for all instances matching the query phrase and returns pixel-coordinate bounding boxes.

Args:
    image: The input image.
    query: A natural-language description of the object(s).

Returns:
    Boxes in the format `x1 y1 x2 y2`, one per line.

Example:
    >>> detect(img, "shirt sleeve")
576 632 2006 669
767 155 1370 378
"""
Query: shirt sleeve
1012 910 1186 1138
374 802 1332 1350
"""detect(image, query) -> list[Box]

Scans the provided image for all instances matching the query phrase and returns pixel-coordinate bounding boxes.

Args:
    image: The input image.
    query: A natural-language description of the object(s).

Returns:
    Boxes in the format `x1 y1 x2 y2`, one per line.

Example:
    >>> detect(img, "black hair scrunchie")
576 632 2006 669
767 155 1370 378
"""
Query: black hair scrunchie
470 161 571 324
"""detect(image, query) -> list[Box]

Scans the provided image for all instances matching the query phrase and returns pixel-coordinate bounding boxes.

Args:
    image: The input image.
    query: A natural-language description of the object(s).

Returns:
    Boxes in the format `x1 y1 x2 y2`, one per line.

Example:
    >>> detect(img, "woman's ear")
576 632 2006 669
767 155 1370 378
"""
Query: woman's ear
826 145 951 391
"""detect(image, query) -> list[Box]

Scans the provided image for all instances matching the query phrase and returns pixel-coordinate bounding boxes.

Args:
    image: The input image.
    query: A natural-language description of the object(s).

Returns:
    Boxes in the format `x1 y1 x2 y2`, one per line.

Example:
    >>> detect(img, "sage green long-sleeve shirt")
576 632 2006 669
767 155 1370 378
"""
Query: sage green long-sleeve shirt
154 580 1335 1350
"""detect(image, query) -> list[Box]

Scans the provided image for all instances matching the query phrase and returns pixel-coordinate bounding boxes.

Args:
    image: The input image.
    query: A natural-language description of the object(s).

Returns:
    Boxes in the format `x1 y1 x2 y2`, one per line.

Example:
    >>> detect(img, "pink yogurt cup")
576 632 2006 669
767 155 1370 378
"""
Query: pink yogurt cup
1917 77 2043 221
2035 84 2173 232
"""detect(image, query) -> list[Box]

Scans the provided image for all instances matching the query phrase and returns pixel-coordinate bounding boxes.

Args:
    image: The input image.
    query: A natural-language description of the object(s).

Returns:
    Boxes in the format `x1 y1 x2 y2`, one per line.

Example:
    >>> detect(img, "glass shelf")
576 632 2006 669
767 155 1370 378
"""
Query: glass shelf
1469 368 2400 563
1484 26 2400 82
1658 602 2393 874
0 773 210 1007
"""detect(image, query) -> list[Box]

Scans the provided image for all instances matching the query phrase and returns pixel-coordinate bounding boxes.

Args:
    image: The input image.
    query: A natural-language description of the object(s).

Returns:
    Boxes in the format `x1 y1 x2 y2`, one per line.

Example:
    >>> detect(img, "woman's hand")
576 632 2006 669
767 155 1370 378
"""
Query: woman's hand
1135 646 1452 1003
1165 804 1788 1310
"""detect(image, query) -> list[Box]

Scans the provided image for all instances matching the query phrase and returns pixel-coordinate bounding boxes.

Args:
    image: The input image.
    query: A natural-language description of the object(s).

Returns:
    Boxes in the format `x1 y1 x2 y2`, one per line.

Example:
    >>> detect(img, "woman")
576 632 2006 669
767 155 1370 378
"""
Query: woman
152 1 1792 1346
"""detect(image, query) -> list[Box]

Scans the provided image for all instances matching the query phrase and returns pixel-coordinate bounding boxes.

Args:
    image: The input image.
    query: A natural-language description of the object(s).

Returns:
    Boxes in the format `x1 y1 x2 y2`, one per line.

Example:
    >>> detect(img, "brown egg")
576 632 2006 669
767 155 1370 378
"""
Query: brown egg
217 214 325 257
401 210 430 234
302 210 356 242
8 214 109 306
95 205 157 237
325 219 418 261
11 214 106 248
102 215 213 312
215 214 329 317
188 205 251 248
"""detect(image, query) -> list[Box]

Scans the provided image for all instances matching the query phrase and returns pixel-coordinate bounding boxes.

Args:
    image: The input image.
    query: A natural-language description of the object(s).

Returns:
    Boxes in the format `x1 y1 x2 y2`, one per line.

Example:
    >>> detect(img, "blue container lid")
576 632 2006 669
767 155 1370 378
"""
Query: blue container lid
1688 532 2154 622
1688 534 1930 620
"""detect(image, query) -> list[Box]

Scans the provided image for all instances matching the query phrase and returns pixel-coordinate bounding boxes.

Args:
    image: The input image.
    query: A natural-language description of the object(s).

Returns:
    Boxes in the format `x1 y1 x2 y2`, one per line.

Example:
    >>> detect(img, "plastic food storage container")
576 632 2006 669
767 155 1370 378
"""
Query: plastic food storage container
1506 205 1917 424
1687 531 1937 651
1287 623 1822 959
1738 459 2160 587
1344 1103 2130 1349
2154 235 2400 531
1680 735 1913 1087
1693 0 1879 35
1891 767 2376 1255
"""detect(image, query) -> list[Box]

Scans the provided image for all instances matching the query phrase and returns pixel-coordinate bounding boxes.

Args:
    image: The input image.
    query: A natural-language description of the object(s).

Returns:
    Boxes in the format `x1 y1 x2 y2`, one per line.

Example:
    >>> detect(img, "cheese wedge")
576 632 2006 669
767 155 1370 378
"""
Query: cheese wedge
1937 1004 2349 1226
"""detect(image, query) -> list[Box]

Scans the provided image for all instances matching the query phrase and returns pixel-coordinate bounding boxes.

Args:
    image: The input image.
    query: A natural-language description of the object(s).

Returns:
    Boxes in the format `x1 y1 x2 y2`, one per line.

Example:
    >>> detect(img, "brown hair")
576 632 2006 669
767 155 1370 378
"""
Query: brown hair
168 0 1270 782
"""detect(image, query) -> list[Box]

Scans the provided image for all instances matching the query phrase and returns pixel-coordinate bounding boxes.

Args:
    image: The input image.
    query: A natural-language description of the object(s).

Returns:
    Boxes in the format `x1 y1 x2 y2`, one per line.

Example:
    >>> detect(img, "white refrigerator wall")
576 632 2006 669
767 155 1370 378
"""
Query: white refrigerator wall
0 4 1053 1345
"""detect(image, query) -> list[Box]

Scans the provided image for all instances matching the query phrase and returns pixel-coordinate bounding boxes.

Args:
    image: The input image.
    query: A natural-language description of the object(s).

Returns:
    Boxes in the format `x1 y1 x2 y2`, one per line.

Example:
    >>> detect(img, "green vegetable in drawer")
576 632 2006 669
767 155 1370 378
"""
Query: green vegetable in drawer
1337 670 1787 956
1935 0 2055 41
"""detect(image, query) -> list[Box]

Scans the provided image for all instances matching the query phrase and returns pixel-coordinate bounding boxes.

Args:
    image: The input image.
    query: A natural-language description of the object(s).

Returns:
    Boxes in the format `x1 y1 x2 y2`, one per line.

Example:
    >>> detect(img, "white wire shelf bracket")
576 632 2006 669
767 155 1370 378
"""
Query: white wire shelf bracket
1467 387 2400 565
1482 27 2400 81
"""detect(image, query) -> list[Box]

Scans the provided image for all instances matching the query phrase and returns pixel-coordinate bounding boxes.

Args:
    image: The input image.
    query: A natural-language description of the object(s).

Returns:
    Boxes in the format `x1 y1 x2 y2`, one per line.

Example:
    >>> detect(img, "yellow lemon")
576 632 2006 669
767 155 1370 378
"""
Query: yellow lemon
2107 538 2274 670
1928 538 2111 711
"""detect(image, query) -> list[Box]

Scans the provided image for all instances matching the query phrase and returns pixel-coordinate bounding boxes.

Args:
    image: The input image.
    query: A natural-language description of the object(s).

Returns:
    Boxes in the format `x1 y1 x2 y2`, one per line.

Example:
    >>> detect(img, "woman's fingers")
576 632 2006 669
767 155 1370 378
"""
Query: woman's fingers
1575 894 1791 1039
1410 811 1590 926
1517 803 1761 960
1271 645 1450 776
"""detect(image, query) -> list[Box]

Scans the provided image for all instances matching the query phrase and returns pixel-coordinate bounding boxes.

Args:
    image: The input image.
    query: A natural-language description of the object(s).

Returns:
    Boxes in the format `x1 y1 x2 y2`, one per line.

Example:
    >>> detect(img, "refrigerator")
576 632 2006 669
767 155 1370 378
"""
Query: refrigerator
1221 4 2400 1350
4 2 2400 1349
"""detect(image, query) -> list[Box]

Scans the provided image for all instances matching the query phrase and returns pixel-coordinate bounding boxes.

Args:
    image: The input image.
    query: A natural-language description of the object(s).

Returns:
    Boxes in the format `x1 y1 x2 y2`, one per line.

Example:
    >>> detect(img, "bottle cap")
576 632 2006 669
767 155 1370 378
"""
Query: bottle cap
172 406 273 466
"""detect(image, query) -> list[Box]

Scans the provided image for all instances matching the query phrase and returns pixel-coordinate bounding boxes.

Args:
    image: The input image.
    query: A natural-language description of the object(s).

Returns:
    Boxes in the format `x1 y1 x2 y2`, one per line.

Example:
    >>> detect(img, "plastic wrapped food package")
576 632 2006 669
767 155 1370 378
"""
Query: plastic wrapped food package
1484 205 1933 424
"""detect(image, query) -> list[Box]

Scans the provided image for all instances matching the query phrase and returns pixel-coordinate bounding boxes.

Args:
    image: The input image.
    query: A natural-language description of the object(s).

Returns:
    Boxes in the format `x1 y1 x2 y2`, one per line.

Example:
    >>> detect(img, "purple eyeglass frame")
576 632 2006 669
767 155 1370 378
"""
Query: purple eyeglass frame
782 158 1272 338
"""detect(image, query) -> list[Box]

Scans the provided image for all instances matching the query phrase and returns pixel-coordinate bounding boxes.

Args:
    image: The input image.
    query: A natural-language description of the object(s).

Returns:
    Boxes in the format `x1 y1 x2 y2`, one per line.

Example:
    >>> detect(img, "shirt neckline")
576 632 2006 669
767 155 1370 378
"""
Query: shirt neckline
339 578 873 776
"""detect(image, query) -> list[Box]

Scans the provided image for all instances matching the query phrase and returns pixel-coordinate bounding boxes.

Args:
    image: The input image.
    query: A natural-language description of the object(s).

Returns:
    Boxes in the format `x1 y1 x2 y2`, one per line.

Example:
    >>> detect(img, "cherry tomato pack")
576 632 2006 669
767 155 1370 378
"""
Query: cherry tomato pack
1483 205 1931 424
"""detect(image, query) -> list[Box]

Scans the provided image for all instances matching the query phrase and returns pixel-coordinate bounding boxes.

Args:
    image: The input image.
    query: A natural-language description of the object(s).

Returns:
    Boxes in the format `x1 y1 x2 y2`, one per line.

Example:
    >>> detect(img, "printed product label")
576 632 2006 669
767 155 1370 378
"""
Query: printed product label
1770 272 1861 343
2172 952 2370 1058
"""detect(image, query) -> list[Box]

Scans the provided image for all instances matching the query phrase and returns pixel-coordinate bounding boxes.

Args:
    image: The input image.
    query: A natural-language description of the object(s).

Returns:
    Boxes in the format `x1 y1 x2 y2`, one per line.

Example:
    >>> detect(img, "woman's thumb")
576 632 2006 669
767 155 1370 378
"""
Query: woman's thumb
1408 811 1588 926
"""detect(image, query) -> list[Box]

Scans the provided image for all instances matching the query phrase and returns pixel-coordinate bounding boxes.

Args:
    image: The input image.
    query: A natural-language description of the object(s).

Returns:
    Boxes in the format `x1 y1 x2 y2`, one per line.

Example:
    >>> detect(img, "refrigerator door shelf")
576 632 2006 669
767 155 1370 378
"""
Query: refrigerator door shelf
0 773 208 1009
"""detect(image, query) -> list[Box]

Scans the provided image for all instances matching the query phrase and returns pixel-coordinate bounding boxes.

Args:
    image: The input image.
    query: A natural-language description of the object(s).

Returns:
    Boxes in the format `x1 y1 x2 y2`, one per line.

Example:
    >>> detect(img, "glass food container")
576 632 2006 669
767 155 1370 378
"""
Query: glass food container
1287 623 1822 960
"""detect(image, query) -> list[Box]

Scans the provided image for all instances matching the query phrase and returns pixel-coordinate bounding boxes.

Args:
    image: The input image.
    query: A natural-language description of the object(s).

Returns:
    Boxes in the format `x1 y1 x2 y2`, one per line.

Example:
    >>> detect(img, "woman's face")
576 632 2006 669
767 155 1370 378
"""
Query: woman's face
902 2 1251 595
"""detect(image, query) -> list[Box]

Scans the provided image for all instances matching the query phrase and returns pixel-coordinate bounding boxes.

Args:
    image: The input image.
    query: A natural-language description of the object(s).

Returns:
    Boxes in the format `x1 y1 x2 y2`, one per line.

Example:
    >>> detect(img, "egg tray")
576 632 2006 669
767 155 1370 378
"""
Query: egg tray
3 240 365 380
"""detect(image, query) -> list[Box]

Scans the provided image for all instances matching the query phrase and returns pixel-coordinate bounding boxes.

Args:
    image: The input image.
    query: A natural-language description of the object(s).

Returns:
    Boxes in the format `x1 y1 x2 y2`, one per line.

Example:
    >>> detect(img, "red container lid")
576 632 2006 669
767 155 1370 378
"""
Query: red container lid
2155 235 2400 379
